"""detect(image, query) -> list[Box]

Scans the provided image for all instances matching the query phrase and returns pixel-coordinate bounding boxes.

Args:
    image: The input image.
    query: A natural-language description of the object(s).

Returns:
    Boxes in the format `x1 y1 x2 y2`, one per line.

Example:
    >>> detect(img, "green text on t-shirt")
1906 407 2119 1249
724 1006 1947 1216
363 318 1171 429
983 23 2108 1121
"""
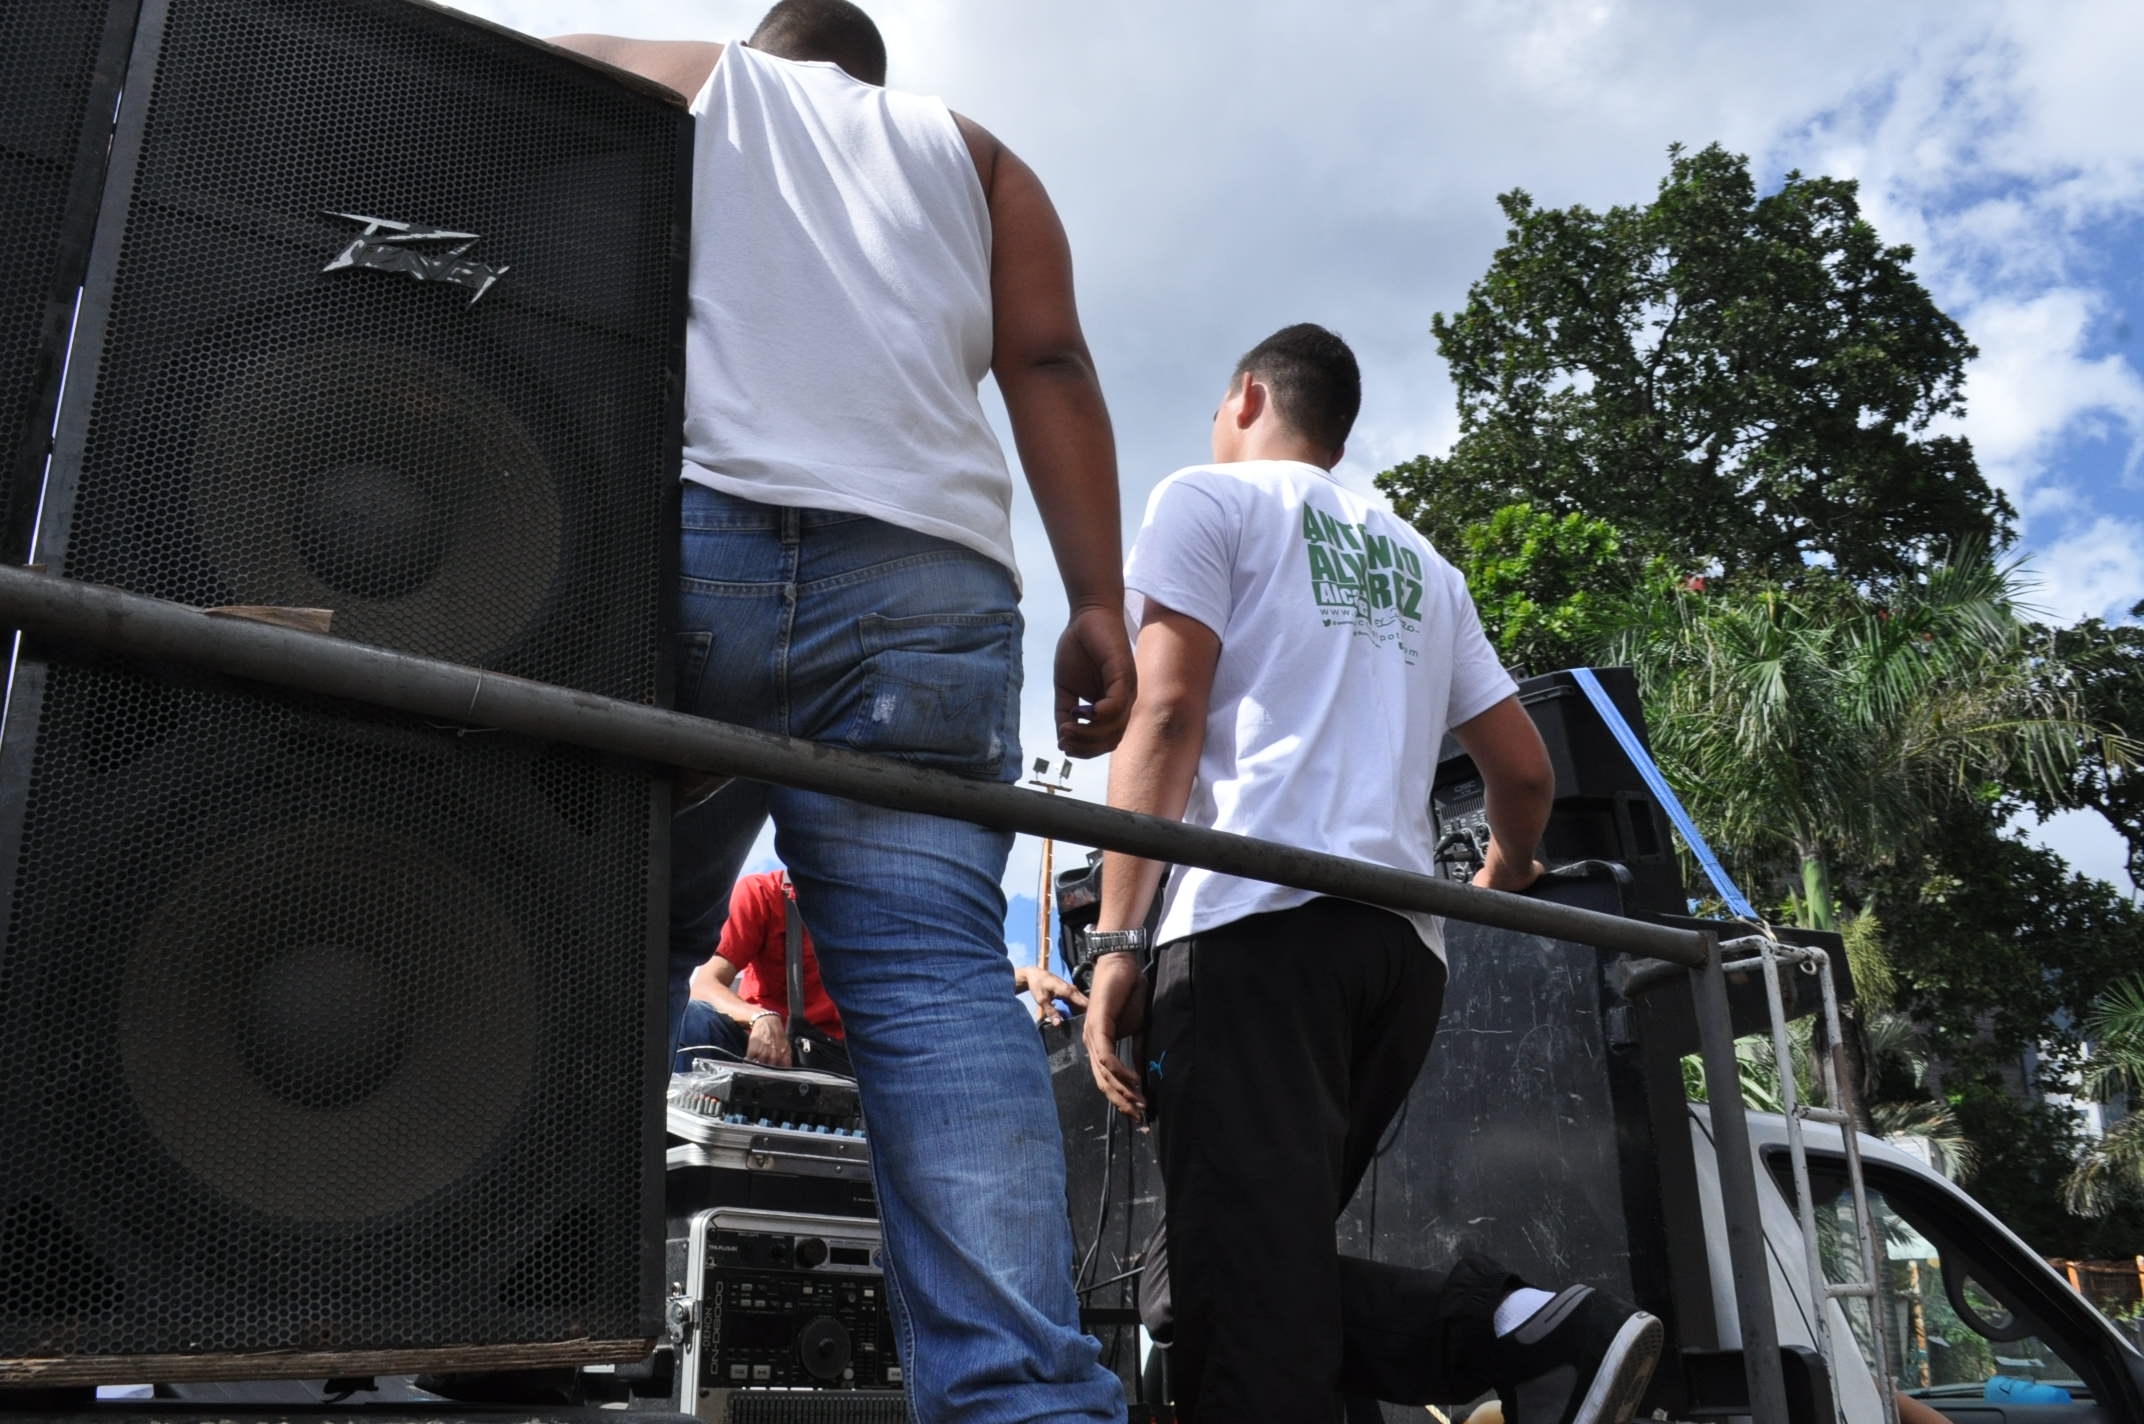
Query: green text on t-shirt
1300 506 1424 660
1302 507 1424 617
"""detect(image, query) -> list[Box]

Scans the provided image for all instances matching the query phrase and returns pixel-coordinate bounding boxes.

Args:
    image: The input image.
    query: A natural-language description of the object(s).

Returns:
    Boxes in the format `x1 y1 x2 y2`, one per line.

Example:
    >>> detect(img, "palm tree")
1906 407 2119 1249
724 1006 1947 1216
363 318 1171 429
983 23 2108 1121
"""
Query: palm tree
1610 546 2128 935
2063 977 2144 1216
1612 548 2135 1129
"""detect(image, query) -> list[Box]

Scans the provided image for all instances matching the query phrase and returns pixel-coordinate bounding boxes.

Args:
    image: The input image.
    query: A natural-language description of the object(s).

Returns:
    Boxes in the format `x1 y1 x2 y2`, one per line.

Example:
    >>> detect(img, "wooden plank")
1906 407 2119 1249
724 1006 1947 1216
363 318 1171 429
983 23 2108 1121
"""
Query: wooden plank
1 1337 652 1387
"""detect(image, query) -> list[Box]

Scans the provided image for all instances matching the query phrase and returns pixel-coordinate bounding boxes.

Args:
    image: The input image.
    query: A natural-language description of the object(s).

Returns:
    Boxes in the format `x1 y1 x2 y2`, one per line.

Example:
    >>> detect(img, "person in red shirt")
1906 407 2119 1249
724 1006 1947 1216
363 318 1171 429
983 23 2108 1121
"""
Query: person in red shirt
675 870 839 1071
673 868 1092 1073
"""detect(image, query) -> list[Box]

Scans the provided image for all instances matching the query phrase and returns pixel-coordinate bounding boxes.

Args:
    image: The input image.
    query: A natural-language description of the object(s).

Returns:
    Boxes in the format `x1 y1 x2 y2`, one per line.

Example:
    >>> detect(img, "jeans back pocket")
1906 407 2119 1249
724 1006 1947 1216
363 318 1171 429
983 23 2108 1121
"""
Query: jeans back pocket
842 610 1019 780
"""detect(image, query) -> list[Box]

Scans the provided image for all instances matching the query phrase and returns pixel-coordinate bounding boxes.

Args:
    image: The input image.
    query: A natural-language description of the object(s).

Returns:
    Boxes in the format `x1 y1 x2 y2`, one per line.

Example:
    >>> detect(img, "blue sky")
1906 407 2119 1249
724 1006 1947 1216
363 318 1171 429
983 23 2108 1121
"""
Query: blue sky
447 0 2144 929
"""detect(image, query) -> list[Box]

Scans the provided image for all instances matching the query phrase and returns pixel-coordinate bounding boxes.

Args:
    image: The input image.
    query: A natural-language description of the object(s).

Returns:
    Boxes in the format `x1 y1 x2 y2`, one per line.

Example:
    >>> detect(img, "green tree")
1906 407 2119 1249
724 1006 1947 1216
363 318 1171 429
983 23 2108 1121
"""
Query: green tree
2065 978 2144 1217
2033 604 2144 886
1864 809 2144 1072
1378 142 2013 584
1608 552 2132 1131
1607 549 2121 934
1951 1085 2144 1258
1447 501 1658 675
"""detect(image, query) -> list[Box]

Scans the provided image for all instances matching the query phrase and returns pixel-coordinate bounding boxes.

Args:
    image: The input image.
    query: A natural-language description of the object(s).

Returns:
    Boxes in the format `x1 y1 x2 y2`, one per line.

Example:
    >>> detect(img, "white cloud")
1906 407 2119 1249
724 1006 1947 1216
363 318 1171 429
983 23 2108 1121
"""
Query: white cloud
1949 290 2144 520
2027 517 2144 624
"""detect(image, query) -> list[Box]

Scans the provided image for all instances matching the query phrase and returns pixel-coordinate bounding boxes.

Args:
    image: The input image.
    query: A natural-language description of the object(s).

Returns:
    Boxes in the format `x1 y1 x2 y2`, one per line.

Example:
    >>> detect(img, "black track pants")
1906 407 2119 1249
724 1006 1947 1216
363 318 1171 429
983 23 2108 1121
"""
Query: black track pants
1142 897 1521 1422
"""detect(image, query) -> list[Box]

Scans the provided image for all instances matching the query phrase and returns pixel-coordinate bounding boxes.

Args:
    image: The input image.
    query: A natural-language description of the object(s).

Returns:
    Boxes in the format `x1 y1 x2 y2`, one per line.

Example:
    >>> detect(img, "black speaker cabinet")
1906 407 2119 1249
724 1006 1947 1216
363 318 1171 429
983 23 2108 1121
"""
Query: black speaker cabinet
1433 667 1687 918
0 0 689 1388
0 0 142 560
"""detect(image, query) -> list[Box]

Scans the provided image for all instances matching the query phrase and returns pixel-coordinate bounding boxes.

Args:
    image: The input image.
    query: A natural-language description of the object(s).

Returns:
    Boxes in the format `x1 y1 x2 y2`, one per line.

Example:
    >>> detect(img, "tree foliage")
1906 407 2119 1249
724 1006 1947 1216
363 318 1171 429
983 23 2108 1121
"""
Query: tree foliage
1604 548 2125 930
1950 1084 2144 1259
1379 142 2013 584
1390 140 2142 1252
1446 502 1657 676
1863 807 2144 1068
2065 977 2144 1217
2032 604 2144 885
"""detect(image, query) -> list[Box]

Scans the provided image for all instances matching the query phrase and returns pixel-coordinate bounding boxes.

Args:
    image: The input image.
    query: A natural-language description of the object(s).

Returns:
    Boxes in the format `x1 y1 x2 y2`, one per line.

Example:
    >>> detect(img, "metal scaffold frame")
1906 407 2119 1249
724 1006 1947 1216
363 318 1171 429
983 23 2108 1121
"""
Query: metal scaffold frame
1739 934 1898 1424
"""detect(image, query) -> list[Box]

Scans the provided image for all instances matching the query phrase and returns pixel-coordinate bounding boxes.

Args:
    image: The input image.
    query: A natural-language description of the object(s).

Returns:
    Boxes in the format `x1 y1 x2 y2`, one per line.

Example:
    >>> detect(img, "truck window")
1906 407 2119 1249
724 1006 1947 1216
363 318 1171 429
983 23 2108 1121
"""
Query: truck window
1783 1159 2104 1413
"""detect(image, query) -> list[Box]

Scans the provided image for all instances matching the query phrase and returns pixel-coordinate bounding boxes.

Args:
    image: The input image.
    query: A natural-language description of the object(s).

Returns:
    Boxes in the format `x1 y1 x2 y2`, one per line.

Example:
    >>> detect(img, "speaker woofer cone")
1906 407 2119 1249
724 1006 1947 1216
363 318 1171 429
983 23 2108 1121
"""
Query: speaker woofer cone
118 824 538 1223
192 344 562 667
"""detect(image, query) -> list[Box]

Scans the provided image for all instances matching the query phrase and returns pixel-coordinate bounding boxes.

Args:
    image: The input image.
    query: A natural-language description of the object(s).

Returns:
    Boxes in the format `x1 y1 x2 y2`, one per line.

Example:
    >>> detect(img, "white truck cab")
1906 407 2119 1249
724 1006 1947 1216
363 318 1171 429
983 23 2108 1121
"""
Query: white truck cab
1692 1106 2144 1423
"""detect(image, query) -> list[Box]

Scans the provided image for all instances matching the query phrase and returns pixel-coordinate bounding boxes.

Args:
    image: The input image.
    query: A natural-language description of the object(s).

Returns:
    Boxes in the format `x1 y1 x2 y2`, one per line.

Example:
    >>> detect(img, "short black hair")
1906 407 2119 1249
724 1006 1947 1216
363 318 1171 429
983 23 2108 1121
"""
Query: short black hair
1232 323 1361 453
749 0 888 86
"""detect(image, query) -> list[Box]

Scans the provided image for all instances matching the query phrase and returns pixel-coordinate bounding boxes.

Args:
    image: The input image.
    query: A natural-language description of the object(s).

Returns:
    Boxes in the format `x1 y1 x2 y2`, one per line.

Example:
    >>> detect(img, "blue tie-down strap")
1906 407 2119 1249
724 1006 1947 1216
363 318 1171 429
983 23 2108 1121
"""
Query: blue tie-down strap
1569 666 1759 923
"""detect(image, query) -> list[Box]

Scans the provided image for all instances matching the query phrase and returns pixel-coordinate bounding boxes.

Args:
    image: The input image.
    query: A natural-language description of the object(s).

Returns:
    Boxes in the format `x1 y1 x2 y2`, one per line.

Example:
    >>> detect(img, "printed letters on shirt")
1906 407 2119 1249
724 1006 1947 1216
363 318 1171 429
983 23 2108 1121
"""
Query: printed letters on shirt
1299 505 1424 662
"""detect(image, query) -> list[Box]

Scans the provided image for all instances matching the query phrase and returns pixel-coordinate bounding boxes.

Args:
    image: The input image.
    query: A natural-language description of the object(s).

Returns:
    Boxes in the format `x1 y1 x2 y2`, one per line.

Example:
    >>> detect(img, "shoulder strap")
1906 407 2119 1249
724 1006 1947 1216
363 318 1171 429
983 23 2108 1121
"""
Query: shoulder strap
783 875 805 1039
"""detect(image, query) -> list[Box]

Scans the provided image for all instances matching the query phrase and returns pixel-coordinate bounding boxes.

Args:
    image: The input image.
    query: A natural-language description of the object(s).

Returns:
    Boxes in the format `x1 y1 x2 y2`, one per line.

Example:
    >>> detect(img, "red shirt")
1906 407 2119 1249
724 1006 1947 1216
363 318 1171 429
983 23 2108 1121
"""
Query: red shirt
719 871 844 1039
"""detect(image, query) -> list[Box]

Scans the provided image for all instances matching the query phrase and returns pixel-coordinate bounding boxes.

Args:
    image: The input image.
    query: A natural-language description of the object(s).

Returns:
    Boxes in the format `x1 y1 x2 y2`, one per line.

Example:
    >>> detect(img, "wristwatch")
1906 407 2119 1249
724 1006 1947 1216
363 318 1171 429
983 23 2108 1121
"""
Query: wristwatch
1073 927 1150 991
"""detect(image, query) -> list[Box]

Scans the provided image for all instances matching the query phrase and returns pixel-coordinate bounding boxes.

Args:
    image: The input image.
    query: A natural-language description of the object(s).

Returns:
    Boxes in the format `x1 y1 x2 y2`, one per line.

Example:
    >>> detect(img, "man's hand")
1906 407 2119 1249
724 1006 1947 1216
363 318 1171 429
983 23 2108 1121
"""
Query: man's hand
1083 954 1148 1123
745 1013 794 1068
1012 963 1086 1027
1471 846 1547 894
1450 696 1553 896
1055 602 1135 757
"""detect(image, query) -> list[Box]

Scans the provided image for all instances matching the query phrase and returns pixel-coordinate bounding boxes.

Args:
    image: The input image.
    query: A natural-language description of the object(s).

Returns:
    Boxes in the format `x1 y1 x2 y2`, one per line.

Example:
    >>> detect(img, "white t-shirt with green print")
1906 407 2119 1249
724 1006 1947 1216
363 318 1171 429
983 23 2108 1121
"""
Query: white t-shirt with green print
1123 459 1516 959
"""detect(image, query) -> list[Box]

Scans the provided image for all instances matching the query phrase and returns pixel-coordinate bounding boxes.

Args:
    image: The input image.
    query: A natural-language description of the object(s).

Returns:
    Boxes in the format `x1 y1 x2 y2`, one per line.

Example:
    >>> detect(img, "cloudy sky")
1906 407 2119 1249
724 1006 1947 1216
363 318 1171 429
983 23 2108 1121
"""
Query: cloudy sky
450 0 2144 913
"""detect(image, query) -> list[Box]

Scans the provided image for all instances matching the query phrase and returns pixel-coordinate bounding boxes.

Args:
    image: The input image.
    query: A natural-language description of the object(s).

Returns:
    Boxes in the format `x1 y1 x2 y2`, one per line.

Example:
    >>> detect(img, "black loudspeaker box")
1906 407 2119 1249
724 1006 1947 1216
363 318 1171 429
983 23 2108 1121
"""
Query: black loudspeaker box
1432 667 1687 918
0 0 142 560
0 0 689 1388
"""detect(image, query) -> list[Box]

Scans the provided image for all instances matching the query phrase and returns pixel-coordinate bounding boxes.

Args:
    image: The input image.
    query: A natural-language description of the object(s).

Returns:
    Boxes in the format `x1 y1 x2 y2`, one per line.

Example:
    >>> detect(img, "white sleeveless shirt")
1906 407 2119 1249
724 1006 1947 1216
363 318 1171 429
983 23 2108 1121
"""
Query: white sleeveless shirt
681 44 1016 580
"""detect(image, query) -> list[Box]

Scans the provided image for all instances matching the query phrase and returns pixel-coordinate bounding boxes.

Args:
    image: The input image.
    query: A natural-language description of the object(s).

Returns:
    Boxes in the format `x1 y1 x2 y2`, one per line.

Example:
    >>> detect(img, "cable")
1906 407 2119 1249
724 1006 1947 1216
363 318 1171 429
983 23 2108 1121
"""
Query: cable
1075 1103 1117 1293
672 1042 750 1065
1077 1264 1143 1298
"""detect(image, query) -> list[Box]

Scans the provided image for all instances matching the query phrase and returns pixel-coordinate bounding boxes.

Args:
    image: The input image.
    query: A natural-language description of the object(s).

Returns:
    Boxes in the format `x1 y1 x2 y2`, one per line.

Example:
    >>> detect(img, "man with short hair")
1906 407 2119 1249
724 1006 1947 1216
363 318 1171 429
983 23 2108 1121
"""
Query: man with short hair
1083 325 1662 1423
556 6 1131 1419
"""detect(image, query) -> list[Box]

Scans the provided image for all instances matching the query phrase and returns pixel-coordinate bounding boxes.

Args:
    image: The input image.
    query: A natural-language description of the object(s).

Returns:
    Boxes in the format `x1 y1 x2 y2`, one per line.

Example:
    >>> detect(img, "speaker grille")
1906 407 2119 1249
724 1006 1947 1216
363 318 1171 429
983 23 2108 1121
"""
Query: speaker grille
0 658 657 1359
44 0 684 700
0 0 139 554
0 0 682 1372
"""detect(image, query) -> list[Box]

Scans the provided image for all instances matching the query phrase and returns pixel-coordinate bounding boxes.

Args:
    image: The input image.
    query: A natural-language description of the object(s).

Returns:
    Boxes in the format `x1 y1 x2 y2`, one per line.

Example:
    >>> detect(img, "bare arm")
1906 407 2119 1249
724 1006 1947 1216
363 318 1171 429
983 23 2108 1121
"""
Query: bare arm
1011 963 1086 1027
547 34 723 98
1096 606 1219 933
1449 695 1553 892
1085 604 1220 1121
958 115 1133 759
687 953 760 1024
686 950 793 1067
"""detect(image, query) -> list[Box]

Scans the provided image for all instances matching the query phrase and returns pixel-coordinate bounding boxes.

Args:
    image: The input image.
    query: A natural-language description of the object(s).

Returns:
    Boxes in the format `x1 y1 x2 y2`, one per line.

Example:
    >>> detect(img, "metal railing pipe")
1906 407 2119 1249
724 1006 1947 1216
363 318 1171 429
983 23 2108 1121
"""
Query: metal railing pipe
0 567 1711 967
1692 935 1792 1423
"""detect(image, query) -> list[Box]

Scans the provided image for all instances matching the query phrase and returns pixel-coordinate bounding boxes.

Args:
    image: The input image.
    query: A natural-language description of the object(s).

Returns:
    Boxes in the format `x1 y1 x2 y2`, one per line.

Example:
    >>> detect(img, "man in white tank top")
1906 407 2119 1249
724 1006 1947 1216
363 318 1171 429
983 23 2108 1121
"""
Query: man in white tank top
557 6 1130 1422
1079 328 1662 1423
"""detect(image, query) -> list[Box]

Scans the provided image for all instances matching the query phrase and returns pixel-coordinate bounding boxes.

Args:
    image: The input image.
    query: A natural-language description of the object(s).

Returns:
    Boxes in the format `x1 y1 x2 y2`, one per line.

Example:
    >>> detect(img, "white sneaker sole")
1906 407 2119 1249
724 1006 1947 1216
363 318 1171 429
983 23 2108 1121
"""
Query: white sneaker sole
1570 1311 1663 1424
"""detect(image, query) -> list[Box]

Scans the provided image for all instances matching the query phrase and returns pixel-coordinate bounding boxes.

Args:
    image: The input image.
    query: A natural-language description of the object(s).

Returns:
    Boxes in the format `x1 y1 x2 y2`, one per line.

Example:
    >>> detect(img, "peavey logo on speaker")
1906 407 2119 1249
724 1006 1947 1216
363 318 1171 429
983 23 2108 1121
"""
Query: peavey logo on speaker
321 212 509 304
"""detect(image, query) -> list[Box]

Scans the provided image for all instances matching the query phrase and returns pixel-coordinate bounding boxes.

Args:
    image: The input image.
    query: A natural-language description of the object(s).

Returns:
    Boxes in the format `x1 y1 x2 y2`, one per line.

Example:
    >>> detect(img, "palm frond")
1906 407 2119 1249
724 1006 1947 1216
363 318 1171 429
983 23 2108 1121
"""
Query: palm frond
1872 1098 1977 1182
2064 1115 2144 1217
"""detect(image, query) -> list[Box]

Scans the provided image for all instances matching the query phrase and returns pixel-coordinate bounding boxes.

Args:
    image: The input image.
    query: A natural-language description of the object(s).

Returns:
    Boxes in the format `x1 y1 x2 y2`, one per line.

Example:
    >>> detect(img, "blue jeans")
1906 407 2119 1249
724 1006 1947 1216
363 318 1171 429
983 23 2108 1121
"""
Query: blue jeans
672 999 852 1076
669 484 1122 1424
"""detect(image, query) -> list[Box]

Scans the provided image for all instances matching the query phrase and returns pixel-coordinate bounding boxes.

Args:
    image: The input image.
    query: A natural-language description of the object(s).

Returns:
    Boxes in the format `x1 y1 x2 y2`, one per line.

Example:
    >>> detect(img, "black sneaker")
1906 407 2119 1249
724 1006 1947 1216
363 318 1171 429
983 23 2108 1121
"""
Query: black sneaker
1493 1285 1663 1424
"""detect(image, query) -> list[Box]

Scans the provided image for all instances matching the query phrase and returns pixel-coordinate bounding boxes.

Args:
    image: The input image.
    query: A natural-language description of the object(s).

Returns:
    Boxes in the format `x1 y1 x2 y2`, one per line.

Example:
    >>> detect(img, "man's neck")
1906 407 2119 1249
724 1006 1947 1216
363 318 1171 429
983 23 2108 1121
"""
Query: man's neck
1226 422 1337 467
1227 436 1333 470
